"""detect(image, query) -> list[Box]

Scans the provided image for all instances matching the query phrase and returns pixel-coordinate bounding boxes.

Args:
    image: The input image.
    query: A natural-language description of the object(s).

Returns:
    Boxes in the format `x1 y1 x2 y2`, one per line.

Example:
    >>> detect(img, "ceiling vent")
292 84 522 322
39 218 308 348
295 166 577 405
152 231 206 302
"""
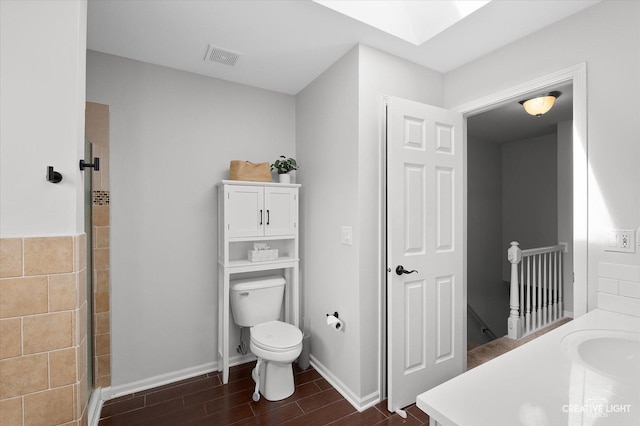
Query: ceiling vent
204 44 242 66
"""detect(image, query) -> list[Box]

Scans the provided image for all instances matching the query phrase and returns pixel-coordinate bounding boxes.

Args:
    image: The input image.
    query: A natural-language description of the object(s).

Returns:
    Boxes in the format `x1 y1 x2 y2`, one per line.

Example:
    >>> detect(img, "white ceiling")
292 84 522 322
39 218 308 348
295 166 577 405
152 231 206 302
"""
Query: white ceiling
87 0 599 95
87 0 592 142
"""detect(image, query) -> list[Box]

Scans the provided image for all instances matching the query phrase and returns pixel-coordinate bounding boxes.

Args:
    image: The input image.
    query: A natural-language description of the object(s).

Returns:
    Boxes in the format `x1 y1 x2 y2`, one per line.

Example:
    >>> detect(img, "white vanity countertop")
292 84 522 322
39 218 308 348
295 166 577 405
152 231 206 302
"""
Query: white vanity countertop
417 309 640 426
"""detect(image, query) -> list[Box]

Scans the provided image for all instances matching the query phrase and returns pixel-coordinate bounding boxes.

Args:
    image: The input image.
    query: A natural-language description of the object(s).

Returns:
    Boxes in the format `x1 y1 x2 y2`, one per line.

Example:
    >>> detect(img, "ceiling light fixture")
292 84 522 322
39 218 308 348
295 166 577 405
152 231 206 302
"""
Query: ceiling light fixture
519 91 561 117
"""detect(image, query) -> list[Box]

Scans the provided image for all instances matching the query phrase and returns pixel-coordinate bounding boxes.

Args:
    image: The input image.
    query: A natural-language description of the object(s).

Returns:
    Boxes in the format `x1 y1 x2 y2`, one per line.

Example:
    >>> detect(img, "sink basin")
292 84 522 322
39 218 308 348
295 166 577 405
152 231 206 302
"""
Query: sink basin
562 329 640 382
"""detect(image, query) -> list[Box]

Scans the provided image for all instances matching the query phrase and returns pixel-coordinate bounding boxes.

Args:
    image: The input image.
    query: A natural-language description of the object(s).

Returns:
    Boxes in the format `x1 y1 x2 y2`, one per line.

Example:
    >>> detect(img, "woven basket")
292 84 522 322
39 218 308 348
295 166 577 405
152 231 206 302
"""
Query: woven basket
229 161 271 182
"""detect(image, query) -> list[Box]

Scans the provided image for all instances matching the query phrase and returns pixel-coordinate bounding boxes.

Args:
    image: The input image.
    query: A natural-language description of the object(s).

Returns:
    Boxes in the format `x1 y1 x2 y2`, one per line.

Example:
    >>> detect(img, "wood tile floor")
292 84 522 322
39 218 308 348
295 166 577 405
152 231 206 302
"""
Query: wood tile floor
99 363 429 425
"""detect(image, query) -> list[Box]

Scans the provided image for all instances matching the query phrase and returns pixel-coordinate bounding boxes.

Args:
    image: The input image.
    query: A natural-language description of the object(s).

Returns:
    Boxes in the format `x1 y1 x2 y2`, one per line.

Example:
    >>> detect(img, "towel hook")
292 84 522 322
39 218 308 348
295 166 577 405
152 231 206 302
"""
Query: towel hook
79 157 100 171
46 166 62 184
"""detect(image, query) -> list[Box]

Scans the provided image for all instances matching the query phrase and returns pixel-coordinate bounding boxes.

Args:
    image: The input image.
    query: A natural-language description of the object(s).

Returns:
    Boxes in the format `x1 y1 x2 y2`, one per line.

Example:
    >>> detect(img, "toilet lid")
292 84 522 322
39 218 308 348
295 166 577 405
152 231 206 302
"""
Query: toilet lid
251 321 302 352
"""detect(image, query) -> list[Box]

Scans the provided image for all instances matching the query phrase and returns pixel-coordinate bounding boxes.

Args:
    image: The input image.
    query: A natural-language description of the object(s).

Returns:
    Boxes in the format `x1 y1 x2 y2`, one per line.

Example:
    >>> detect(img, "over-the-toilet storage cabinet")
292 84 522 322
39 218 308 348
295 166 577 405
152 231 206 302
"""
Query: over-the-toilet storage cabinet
217 180 300 384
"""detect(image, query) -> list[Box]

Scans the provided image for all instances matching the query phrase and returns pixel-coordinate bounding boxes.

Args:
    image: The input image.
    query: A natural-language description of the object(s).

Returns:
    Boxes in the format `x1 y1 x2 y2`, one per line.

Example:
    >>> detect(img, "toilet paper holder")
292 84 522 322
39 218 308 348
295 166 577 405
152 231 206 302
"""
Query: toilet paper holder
326 312 343 330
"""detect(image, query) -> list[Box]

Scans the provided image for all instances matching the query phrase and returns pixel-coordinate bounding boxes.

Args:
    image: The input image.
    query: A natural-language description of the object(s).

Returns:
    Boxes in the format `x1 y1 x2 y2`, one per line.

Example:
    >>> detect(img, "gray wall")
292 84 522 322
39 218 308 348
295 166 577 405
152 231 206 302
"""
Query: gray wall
296 46 361 396
467 138 505 341
444 0 640 312
296 44 443 402
502 134 558 280
86 51 295 388
0 0 86 237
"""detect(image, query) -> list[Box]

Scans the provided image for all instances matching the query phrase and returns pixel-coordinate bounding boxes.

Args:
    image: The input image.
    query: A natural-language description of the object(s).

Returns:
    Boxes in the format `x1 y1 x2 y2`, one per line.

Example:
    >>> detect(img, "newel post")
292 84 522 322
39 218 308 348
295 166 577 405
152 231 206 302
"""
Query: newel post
507 241 523 339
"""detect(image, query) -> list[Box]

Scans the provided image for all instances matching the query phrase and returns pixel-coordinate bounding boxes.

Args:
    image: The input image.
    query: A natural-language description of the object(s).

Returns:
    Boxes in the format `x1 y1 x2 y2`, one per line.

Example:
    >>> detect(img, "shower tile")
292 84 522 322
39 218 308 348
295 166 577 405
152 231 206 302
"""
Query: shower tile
24 237 74 276
0 319 21 359
77 234 87 272
93 206 110 226
94 248 110 271
0 238 22 278
0 353 48 399
0 276 48 318
77 268 87 306
23 385 74 426
49 273 77 312
95 226 110 248
77 302 87 346
95 291 110 313
50 348 77 387
94 269 110 292
95 333 111 356
95 312 110 334
76 337 87 381
95 375 111 388
77 371 89 419
96 354 111 378
23 312 73 354
0 397 23 425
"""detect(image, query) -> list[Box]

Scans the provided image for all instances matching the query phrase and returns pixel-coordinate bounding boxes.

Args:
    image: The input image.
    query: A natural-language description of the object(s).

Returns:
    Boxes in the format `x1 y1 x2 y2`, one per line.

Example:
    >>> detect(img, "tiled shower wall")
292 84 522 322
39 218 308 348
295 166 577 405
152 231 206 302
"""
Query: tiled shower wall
86 102 111 389
93 199 110 387
0 235 89 425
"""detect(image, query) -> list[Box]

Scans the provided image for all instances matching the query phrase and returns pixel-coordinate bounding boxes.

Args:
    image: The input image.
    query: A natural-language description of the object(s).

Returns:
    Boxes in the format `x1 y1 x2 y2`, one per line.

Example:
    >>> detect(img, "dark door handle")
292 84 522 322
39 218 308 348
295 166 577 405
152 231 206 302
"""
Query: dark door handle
396 265 418 275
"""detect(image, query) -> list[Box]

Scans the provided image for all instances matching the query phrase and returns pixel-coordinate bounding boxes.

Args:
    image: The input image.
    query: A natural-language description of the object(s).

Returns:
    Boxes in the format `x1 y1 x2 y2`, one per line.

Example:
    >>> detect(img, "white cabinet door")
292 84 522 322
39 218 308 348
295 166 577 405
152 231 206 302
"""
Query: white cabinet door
226 185 264 237
264 187 297 236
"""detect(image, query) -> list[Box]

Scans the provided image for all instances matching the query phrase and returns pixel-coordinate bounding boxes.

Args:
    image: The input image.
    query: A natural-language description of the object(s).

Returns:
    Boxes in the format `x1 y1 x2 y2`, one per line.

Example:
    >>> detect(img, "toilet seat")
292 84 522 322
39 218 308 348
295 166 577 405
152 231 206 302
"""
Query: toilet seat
251 320 302 353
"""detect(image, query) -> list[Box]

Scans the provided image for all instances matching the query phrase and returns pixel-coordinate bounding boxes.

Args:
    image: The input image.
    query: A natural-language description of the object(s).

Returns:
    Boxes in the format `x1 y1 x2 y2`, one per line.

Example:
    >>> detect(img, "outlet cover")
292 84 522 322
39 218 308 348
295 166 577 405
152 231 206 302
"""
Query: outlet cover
605 229 636 253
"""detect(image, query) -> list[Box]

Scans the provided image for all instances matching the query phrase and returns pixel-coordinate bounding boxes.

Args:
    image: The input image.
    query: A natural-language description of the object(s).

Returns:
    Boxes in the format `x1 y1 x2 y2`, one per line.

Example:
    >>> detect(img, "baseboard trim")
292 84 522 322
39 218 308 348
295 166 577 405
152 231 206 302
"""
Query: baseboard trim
104 354 256 401
310 355 379 412
564 310 574 318
107 362 217 399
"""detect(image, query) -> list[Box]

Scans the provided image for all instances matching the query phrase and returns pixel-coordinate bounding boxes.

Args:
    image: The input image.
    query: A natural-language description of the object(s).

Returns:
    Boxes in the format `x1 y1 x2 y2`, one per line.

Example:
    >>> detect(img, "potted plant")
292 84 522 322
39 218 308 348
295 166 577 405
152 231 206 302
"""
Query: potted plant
270 155 298 183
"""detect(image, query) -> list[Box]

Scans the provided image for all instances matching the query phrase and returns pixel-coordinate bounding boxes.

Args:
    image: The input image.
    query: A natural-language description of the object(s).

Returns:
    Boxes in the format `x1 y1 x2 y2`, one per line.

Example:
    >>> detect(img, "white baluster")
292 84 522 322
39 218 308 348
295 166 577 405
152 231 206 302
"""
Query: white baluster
507 241 523 339
531 254 540 330
559 251 564 318
520 254 524 321
526 257 532 333
543 253 548 326
552 251 558 321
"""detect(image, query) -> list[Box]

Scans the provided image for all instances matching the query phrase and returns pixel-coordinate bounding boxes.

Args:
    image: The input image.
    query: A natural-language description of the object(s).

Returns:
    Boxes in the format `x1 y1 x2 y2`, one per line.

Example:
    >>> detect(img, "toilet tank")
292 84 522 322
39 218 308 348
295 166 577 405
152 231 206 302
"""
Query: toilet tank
230 275 286 327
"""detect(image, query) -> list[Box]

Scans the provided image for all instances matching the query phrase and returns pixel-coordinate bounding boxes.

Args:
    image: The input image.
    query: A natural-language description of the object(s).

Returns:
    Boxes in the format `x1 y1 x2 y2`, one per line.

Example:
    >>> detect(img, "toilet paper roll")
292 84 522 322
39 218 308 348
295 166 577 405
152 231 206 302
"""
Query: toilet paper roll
326 314 344 330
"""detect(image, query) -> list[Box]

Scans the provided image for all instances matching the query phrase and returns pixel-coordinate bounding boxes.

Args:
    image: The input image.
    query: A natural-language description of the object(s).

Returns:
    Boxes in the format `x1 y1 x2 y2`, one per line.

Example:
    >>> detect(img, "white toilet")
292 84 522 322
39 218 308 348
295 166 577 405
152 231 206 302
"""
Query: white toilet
230 275 303 401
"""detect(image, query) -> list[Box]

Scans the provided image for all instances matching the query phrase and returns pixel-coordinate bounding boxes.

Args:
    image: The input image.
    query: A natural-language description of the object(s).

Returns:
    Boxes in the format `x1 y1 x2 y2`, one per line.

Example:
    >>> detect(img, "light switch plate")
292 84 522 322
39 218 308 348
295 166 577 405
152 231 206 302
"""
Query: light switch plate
341 226 353 246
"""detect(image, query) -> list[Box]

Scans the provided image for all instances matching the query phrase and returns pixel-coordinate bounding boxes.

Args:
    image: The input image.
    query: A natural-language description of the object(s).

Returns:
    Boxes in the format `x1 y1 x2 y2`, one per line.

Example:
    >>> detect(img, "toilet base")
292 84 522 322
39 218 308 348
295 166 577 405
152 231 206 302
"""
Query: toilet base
253 359 295 401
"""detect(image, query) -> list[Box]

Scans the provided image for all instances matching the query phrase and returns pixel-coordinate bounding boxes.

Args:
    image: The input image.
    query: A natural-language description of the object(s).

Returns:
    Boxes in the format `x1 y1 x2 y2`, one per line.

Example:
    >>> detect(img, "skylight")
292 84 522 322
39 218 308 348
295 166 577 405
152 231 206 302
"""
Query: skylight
314 0 492 46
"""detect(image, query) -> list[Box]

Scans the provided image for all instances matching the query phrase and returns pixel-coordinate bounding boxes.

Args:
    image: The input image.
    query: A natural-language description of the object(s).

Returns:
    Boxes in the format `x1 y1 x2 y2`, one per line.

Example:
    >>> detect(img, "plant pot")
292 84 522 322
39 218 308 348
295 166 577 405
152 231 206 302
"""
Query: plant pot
279 173 291 184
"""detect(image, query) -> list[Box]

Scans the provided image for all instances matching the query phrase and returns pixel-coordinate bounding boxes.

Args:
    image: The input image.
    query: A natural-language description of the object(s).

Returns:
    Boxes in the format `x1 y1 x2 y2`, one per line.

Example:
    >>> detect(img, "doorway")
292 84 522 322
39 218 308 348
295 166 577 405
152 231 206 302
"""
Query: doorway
381 63 588 412
466 82 574 346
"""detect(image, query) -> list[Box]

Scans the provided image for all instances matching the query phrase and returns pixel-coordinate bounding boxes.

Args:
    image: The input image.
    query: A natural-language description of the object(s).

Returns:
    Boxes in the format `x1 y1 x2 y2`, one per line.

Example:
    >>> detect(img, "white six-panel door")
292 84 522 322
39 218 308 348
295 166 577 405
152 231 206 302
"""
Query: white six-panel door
387 96 465 412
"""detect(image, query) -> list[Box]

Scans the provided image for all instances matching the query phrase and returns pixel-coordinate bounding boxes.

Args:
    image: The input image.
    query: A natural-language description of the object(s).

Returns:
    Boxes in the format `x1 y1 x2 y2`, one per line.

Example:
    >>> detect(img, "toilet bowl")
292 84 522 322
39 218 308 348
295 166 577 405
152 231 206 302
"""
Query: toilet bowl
250 320 303 401
229 276 303 402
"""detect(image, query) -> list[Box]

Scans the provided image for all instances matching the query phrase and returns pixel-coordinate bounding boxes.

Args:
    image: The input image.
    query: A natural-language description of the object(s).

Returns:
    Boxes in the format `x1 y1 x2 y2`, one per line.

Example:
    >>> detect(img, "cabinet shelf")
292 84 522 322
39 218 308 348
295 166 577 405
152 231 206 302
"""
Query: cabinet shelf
229 235 294 243
221 257 299 270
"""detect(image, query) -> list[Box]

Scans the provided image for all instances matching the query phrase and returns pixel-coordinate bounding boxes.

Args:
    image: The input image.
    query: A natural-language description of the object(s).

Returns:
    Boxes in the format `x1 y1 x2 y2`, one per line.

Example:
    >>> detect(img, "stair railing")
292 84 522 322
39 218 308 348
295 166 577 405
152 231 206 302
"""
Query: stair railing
467 303 498 341
507 241 567 339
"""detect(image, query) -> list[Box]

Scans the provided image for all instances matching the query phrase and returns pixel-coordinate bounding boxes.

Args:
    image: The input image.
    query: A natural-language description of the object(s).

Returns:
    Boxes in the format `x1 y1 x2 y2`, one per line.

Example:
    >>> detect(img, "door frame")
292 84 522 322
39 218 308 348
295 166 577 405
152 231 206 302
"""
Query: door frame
451 62 588 317
379 62 588 403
